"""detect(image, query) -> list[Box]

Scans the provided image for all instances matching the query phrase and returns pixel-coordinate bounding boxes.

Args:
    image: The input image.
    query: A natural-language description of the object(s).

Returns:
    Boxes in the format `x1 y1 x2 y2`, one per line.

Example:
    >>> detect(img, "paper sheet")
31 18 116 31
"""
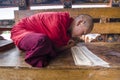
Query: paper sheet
71 43 110 67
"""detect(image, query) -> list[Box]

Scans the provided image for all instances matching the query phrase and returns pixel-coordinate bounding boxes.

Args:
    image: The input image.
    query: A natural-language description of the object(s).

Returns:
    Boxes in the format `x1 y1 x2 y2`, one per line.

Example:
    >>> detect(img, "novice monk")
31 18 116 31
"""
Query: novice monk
11 12 93 67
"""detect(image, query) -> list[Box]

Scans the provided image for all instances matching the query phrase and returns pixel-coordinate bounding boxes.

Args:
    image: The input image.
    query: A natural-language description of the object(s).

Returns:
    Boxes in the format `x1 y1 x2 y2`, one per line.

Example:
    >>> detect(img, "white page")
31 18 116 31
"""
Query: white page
79 46 110 67
71 46 92 66
71 43 110 67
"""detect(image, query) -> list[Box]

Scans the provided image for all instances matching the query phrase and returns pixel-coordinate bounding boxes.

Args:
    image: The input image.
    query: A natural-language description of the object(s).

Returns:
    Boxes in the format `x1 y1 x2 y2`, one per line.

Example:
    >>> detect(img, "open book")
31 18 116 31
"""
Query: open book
71 43 110 67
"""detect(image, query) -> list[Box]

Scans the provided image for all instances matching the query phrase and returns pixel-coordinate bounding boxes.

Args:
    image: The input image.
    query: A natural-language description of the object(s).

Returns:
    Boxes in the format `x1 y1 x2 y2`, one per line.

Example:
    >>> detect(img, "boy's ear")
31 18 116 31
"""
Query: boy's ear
76 20 83 26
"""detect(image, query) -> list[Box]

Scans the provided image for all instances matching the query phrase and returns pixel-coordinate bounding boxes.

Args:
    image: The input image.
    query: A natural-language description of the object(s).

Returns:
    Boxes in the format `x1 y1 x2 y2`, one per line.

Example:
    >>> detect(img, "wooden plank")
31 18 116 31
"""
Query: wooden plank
0 40 12 47
0 40 14 51
91 22 120 34
0 67 119 80
0 28 12 31
14 7 120 22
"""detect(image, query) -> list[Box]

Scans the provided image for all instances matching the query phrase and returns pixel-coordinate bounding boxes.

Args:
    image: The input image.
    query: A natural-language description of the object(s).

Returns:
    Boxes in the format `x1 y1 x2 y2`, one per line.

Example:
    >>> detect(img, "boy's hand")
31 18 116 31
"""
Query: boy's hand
67 39 76 47
54 39 76 53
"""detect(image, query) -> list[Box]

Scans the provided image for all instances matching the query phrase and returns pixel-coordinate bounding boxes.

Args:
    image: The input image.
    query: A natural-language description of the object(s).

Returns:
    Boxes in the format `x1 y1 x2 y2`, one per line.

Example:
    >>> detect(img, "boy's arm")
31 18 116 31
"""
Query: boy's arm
54 39 75 52
54 37 82 52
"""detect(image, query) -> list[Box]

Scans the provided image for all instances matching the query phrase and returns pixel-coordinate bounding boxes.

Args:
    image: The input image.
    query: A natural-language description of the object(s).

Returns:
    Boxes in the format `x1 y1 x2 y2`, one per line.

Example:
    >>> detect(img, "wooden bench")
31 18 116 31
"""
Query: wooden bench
14 7 120 34
0 7 119 80
0 42 120 80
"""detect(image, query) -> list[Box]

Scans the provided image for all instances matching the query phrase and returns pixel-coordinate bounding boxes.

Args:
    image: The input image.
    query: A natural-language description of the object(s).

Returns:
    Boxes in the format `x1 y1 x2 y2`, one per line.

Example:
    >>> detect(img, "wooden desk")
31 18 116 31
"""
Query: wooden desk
0 42 119 80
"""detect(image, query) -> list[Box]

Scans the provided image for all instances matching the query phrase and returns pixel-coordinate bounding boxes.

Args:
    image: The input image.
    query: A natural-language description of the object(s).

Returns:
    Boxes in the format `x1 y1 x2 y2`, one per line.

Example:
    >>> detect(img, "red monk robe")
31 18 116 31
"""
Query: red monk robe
11 12 72 67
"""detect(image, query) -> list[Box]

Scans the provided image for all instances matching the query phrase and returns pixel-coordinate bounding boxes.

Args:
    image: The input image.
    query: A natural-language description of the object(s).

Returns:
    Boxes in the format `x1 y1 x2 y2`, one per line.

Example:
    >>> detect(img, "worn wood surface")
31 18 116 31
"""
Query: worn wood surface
0 42 120 80
0 67 119 80
0 42 120 67
0 40 14 51
85 42 120 67
92 23 120 34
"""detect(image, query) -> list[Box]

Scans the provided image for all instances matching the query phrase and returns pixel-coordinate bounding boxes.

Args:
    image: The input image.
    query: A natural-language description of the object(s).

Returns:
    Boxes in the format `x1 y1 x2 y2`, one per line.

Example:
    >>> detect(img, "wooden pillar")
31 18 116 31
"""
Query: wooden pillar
19 0 30 10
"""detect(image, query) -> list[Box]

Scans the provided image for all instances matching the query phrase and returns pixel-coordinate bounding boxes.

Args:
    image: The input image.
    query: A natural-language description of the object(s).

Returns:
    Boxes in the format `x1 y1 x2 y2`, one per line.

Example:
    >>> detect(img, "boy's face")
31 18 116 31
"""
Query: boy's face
71 21 91 37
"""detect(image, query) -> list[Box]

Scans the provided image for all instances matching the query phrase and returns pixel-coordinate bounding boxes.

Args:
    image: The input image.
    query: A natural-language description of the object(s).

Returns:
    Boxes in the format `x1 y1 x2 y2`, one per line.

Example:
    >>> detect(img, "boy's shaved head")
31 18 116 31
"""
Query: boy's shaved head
74 14 93 31
69 14 94 37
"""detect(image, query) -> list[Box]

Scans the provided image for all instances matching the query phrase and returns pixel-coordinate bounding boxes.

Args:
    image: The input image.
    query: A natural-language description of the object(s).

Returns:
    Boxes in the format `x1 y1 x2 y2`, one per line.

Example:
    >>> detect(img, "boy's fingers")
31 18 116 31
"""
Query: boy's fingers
67 40 76 46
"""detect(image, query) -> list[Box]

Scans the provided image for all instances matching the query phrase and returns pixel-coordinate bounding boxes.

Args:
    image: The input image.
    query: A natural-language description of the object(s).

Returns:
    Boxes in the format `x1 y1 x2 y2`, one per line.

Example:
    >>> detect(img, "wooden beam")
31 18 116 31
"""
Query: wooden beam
0 67 119 80
91 22 120 34
14 7 120 22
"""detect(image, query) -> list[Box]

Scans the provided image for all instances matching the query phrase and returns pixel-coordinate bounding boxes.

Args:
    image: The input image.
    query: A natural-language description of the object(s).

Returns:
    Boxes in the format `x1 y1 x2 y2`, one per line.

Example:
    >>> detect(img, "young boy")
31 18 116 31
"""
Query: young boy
11 12 93 67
